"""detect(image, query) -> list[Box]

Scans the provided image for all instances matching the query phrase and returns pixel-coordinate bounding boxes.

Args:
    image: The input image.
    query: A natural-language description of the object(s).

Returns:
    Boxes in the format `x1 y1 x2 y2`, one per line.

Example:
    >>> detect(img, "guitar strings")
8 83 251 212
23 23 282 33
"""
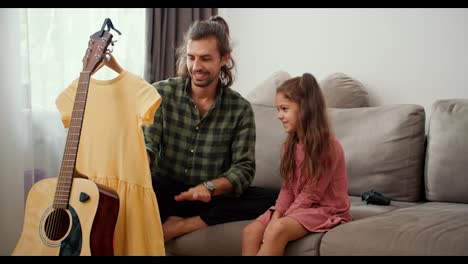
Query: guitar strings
49 74 89 241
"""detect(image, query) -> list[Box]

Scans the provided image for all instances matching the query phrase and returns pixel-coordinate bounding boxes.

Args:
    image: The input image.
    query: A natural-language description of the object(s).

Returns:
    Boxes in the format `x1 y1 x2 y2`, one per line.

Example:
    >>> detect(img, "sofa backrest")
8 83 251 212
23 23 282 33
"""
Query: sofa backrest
251 103 427 202
248 71 426 202
246 70 291 188
329 105 426 202
251 104 285 189
248 71 290 189
425 99 468 203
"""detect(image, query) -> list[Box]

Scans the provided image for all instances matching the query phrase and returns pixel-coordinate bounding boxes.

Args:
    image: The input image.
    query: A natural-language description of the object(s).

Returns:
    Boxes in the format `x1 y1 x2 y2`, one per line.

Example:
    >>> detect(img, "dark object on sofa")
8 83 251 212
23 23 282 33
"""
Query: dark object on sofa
362 190 391 205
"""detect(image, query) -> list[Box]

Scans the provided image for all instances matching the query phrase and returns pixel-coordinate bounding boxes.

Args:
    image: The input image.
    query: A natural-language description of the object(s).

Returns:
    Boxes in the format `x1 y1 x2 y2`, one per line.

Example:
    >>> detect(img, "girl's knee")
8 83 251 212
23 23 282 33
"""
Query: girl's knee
243 221 263 236
264 221 287 241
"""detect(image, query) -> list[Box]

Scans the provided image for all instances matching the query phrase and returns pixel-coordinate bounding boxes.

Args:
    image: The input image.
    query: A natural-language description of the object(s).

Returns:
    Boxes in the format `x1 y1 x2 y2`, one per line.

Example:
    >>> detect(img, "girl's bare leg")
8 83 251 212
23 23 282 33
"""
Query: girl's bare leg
242 220 266 256
257 217 308 256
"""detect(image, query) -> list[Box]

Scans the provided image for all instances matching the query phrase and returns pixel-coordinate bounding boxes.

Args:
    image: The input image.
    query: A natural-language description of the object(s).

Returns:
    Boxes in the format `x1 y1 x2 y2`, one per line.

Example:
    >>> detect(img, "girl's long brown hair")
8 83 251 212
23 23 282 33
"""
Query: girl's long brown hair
277 73 333 186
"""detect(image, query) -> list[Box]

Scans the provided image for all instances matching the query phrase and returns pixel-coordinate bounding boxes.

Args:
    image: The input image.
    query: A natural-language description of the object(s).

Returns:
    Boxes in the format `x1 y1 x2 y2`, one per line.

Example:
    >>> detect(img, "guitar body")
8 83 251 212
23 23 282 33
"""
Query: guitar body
12 177 119 256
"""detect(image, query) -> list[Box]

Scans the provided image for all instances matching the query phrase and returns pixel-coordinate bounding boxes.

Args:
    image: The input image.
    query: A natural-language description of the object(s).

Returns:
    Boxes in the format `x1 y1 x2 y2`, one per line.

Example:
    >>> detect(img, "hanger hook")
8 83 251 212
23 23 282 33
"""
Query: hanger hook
99 18 122 37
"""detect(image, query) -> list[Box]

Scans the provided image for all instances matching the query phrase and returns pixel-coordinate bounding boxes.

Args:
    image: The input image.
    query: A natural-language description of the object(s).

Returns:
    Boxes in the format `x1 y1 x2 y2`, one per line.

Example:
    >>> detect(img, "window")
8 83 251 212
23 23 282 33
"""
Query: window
21 8 146 109
18 8 146 191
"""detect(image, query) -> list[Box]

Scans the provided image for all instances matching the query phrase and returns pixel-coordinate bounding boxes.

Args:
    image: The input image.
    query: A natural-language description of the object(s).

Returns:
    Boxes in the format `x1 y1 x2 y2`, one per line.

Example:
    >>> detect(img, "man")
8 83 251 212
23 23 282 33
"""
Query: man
144 16 277 242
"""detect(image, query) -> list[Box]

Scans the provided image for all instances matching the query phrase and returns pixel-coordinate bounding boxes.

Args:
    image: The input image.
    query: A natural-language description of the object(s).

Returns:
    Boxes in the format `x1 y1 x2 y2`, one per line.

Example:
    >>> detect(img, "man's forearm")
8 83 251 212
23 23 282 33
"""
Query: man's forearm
210 176 234 196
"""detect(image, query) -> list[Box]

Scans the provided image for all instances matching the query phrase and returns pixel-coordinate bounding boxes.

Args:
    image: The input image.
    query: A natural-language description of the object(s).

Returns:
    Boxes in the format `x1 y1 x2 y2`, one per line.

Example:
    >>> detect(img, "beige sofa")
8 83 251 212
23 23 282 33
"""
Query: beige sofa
164 75 468 255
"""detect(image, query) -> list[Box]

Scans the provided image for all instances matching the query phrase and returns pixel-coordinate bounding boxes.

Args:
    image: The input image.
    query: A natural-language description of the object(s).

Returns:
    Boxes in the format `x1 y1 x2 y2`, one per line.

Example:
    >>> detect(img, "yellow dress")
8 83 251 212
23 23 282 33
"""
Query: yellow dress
56 70 165 256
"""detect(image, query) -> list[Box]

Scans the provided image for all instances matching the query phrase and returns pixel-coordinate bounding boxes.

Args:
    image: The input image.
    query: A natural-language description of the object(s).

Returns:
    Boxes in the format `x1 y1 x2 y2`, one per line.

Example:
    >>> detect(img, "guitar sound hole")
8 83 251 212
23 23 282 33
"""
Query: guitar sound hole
44 208 70 241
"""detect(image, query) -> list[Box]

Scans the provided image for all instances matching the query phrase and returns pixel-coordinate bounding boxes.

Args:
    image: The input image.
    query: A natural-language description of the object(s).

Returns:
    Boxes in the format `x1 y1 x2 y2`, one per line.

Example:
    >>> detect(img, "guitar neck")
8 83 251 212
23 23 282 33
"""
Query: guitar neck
53 71 91 209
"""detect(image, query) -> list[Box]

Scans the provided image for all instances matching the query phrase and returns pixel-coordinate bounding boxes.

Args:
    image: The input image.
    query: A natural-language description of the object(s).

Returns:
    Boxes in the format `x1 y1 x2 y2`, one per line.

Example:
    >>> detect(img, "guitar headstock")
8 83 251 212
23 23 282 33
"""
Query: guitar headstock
82 30 113 73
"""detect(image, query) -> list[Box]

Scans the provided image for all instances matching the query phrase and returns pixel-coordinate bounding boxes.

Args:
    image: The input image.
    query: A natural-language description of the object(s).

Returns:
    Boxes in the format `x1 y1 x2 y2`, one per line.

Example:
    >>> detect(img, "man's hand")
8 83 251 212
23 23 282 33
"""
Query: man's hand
174 184 212 203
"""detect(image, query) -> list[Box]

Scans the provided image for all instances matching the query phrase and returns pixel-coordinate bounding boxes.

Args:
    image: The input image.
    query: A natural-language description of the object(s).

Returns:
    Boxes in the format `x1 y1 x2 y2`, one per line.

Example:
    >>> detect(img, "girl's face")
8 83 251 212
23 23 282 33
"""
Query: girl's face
276 92 300 134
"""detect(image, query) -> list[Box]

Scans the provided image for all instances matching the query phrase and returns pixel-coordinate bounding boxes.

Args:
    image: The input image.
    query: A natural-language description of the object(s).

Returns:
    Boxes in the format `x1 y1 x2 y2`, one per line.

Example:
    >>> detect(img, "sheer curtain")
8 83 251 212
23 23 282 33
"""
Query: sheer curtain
0 8 26 255
0 8 146 255
21 8 146 193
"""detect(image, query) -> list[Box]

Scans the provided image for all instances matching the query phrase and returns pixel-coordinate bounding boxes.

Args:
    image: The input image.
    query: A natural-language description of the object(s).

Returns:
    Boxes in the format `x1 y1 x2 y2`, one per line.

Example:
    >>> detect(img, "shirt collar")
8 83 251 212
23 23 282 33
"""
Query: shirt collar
183 77 225 108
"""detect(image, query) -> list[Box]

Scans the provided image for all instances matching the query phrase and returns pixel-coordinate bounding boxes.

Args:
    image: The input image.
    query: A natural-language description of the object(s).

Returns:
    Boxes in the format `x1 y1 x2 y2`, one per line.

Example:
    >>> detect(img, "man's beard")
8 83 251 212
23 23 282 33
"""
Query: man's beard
191 71 216 88
193 78 215 88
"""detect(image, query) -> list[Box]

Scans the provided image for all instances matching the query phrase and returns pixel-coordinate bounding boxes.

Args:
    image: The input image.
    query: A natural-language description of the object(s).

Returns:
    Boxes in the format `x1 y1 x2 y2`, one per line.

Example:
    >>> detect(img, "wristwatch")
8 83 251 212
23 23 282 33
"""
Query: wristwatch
202 180 216 194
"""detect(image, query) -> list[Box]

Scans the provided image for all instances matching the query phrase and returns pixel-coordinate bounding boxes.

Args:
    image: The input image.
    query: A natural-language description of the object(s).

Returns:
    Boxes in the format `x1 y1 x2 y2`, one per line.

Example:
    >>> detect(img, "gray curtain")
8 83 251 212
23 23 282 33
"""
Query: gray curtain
145 8 217 84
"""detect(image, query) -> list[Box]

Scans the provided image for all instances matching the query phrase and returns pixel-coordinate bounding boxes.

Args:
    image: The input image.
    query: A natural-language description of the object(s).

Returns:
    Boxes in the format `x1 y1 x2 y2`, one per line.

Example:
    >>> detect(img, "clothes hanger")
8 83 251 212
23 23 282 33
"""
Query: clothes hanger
92 53 124 75
91 18 123 76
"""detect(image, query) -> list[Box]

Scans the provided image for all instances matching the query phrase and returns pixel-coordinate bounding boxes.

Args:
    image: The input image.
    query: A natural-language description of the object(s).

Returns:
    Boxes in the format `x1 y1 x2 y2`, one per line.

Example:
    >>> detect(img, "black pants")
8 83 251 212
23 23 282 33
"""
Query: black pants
153 176 278 226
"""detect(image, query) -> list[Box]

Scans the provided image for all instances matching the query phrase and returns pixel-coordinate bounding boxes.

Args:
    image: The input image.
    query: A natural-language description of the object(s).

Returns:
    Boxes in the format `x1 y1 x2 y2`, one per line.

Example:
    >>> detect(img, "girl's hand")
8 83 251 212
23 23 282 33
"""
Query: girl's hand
271 210 282 221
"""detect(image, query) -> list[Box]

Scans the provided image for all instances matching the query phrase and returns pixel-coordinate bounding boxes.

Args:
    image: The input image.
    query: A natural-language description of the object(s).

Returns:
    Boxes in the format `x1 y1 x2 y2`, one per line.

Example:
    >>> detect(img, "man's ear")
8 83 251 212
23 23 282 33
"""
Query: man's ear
221 52 231 66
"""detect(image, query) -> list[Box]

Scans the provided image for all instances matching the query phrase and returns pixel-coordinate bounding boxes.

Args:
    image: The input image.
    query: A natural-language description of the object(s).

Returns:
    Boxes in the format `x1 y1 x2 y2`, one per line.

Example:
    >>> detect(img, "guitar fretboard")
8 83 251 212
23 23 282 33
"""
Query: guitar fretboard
53 72 91 209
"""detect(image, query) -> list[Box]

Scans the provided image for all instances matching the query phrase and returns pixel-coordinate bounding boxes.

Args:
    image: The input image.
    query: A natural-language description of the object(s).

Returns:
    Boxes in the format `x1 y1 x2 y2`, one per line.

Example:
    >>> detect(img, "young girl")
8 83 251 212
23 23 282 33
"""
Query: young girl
242 73 352 256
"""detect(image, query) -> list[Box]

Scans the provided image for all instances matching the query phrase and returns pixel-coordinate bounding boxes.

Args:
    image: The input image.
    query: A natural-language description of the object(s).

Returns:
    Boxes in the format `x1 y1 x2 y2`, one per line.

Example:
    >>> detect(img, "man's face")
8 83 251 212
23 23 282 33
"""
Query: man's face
186 37 228 89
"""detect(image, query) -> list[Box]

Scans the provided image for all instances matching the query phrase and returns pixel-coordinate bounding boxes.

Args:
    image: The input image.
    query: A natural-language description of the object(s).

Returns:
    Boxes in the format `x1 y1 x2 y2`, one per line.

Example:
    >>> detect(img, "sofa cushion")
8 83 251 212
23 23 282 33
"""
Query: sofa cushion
246 70 291 107
320 202 468 255
320 72 369 108
329 105 426 202
165 219 324 256
247 71 291 189
284 232 324 256
251 104 285 189
349 196 420 220
425 99 468 203
165 220 249 256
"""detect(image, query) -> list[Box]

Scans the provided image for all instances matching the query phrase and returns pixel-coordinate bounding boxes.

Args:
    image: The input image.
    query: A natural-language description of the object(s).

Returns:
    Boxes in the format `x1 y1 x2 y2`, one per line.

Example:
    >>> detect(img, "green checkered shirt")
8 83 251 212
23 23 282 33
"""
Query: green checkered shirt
144 77 256 196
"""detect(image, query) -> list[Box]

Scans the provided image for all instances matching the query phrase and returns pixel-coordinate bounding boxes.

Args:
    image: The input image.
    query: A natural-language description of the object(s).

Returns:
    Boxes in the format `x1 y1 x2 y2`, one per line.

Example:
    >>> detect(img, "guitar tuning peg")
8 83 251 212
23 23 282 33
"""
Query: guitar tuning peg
107 45 114 53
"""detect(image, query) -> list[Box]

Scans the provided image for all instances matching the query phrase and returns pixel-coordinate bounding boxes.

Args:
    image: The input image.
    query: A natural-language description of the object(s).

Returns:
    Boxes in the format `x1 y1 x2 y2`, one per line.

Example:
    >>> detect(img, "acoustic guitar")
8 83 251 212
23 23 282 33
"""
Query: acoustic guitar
12 30 120 256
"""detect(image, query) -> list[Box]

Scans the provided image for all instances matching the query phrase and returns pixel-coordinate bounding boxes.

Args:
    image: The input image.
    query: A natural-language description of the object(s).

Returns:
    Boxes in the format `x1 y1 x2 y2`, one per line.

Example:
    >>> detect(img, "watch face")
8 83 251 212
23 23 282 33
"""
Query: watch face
204 181 215 191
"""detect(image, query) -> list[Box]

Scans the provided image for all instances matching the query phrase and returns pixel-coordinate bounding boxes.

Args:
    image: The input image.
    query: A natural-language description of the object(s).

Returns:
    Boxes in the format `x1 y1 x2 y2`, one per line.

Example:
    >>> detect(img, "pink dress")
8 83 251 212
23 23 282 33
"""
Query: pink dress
256 137 352 232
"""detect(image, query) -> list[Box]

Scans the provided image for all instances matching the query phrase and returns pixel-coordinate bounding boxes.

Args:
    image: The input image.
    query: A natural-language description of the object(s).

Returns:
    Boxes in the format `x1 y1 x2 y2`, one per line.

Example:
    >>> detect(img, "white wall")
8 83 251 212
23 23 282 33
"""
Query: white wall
0 9 26 255
219 8 468 121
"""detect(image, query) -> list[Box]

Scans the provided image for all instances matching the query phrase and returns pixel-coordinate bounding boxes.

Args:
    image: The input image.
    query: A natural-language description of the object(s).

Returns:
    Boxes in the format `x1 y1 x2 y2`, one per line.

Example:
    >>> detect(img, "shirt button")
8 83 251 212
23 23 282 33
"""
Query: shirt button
184 169 188 173
190 149 194 153
195 126 199 130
